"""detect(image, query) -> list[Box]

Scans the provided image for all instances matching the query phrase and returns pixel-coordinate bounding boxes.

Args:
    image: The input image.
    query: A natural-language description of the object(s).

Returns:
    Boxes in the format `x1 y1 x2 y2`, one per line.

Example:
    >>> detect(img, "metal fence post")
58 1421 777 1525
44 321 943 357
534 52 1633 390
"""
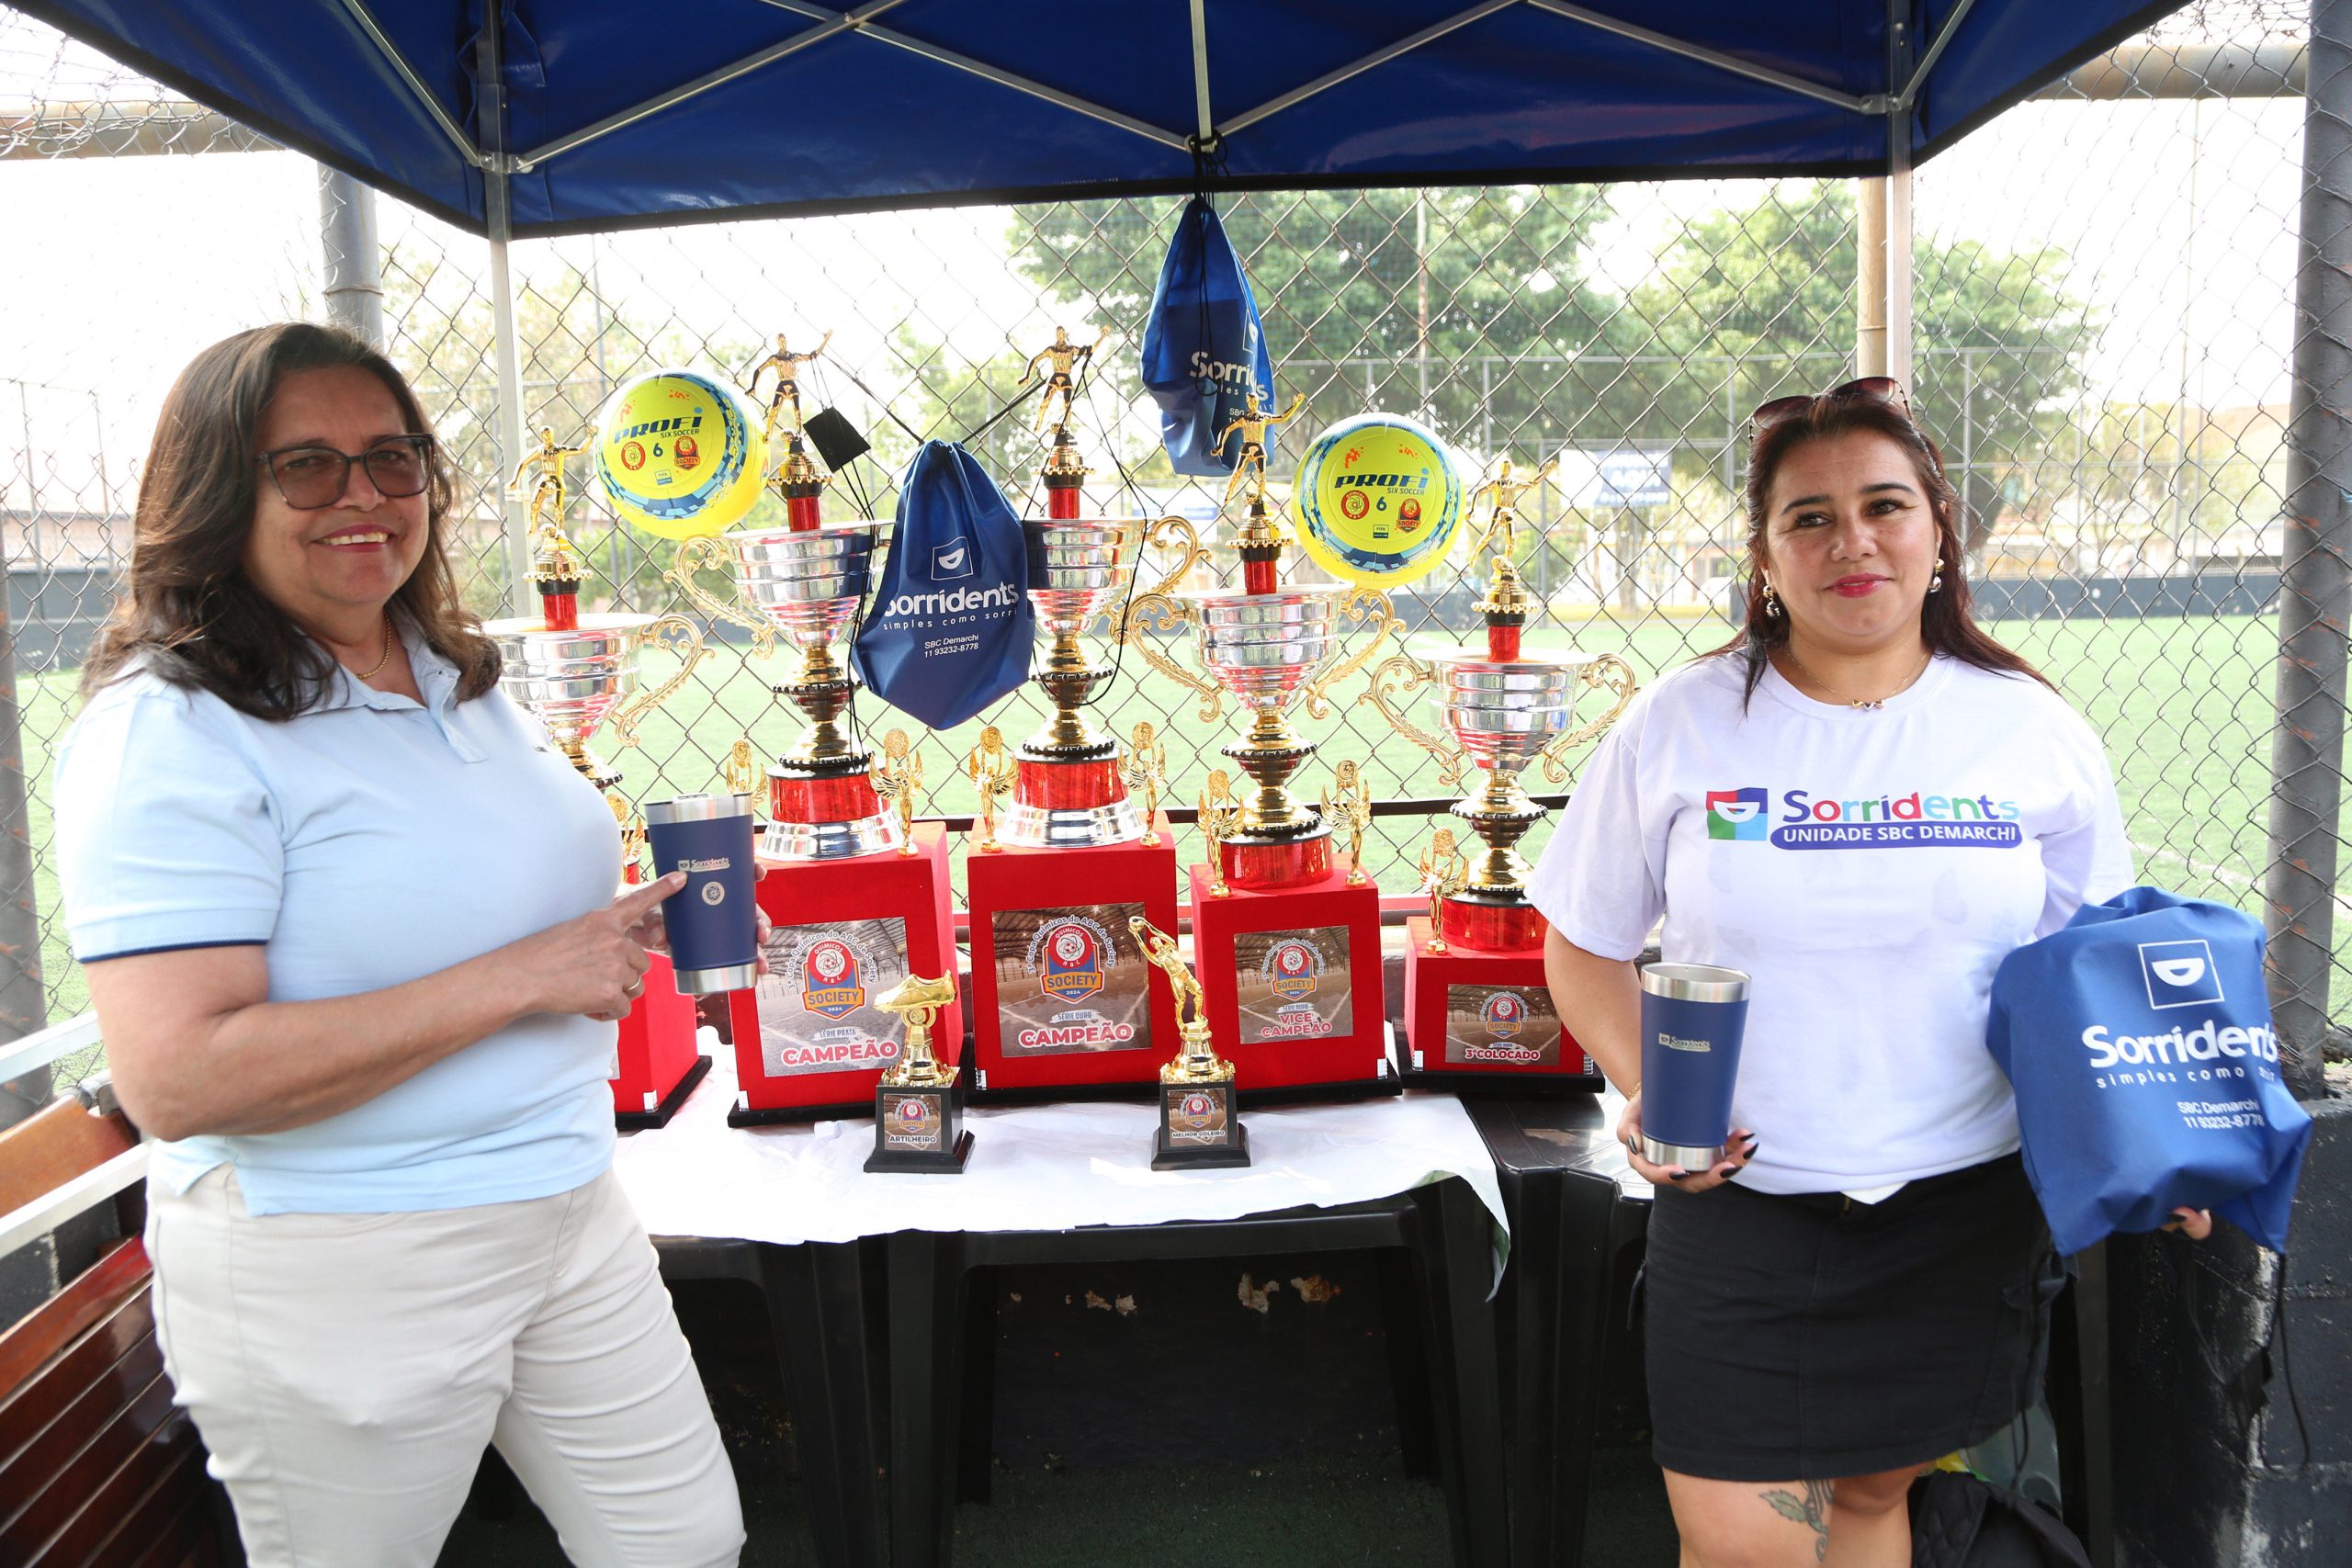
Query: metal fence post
474 15 535 615
318 166 384 347
2264 0 2352 1101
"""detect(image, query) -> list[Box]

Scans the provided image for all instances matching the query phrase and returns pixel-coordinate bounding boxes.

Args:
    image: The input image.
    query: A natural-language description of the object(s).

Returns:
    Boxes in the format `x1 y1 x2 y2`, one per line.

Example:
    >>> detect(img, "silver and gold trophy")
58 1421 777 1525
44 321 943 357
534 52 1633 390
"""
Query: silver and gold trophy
671 326 896 861
1365 457 1636 953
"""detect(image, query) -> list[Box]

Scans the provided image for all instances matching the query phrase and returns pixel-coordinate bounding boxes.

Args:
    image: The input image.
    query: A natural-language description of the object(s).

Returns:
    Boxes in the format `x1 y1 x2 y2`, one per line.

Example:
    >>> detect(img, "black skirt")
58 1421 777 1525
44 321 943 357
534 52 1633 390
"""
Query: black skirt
1642 1153 2061 1483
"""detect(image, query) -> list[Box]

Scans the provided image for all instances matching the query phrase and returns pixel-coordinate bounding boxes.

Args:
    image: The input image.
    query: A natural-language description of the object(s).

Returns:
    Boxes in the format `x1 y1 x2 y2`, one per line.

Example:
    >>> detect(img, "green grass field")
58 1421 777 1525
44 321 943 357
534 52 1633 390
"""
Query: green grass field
17 609 2340 1033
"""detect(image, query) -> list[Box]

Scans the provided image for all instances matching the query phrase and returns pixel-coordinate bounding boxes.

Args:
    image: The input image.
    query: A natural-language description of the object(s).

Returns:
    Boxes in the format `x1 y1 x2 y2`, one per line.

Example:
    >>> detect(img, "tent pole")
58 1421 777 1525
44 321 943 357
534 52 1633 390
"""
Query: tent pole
318 166 384 347
2264 0 2352 1100
1858 181 1887 377
476 13 534 615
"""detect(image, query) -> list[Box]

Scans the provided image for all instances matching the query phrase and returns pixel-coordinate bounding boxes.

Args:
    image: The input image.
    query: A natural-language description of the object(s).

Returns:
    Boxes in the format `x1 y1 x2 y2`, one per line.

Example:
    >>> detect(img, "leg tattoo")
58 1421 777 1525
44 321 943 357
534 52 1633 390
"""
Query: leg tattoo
1760 1481 1835 1562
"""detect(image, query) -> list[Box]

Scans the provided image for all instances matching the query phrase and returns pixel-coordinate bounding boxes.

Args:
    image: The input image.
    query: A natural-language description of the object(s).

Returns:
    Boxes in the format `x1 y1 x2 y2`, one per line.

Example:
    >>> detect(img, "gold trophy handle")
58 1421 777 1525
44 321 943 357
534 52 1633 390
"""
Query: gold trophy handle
611 615 710 748
1136 513 1208 601
669 536 779 658
1120 592 1224 724
1361 650 1469 790
1534 653 1640 785
1301 586 1401 719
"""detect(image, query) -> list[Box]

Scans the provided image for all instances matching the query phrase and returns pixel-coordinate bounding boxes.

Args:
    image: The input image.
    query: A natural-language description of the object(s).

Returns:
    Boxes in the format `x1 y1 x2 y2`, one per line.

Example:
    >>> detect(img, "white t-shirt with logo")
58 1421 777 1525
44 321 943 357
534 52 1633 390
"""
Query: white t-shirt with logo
1528 651 2133 1197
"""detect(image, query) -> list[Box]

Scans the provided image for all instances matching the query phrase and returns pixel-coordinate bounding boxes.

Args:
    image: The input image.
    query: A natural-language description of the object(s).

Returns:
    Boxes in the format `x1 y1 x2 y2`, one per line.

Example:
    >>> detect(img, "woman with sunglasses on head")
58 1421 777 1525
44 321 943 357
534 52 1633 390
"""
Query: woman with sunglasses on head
1531 380 2201 1567
53 323 745 1568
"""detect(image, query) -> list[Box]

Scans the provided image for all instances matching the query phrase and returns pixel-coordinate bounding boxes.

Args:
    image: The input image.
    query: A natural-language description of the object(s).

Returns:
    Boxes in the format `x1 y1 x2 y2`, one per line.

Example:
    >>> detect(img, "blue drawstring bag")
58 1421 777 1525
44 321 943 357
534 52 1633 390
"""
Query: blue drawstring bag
850 441 1033 728
1140 196 1277 477
1985 886 2312 1255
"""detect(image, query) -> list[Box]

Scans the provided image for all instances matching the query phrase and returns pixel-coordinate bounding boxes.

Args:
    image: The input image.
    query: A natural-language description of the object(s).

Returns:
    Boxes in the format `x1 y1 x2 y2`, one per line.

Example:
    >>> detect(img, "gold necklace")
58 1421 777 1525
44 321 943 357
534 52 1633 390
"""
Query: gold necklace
1780 644 1931 711
353 615 394 681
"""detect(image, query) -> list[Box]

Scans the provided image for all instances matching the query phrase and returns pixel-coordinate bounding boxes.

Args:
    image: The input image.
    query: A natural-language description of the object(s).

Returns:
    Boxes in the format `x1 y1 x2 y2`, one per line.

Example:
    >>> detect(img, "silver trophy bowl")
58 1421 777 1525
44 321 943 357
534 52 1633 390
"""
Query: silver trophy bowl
1024 516 1135 632
1182 586 1341 713
1432 650 1600 772
727 522 880 647
486 613 662 778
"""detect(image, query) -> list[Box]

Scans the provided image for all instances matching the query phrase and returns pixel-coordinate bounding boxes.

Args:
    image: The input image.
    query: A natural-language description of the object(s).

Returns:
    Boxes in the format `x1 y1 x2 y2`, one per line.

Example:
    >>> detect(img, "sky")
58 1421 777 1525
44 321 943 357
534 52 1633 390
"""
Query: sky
0 7 2311 518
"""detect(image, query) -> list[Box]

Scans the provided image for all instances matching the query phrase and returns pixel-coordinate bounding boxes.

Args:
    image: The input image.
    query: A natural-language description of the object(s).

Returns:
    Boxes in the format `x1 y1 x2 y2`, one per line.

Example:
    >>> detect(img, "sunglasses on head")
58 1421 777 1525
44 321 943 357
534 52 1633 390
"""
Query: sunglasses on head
1747 376 1911 439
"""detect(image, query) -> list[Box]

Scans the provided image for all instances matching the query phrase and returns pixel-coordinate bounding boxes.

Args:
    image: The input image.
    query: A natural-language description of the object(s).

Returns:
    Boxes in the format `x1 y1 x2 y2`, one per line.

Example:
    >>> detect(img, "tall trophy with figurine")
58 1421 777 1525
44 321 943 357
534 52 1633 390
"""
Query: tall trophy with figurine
1365 457 1636 1090
642 333 959 1127
487 446 714 1129
1119 428 1404 1100
967 333 1184 1102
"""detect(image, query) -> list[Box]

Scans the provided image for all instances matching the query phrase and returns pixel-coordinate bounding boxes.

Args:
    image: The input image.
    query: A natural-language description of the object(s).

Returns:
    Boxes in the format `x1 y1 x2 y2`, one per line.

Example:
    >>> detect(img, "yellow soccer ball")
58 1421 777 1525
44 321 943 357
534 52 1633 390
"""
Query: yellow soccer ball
592 369 766 539
1293 412 1464 589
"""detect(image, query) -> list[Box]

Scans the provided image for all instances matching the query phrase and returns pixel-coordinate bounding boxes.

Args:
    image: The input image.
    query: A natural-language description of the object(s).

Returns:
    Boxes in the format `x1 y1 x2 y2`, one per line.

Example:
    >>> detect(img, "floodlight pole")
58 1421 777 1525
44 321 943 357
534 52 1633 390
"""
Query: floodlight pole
2264 0 2352 1101
475 16 535 615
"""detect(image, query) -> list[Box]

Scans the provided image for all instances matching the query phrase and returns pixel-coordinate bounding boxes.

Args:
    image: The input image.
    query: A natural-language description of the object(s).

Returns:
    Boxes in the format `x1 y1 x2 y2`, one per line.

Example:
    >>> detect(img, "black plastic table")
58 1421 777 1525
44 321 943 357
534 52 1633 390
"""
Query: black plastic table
653 1235 889 1568
881 1175 1511 1568
1460 1091 1653 1568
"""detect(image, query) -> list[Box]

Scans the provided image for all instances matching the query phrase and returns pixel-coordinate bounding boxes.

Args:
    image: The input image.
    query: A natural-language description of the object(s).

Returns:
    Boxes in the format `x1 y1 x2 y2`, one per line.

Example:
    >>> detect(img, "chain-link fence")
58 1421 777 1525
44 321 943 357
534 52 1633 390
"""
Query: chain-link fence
2 1 2335 1090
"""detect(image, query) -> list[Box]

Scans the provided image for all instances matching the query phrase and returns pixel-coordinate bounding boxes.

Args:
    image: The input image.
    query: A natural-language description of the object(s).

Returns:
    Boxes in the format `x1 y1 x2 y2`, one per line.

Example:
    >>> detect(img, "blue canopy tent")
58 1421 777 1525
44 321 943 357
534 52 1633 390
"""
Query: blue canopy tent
18 1 2182 235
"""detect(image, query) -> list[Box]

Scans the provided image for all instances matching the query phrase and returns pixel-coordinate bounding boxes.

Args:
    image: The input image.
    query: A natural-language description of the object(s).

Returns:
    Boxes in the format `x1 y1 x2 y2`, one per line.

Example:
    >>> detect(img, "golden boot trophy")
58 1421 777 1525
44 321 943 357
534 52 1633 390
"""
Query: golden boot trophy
863 972 973 1174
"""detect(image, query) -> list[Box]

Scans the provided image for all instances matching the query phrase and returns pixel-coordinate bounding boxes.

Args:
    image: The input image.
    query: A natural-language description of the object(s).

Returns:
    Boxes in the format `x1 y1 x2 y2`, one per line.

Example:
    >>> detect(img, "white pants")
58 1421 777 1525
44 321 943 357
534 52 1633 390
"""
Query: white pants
147 1165 745 1568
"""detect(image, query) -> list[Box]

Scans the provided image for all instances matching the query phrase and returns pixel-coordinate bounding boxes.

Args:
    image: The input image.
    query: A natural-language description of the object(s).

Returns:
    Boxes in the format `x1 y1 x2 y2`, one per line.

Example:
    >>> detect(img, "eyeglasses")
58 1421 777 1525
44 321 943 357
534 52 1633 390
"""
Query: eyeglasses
255 434 435 509
1747 377 1911 439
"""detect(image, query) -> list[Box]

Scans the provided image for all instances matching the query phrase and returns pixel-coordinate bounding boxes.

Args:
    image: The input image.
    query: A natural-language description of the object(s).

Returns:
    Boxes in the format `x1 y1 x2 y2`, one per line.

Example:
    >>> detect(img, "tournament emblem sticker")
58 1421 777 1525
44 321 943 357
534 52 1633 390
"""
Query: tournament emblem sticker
882 1091 942 1150
593 367 766 540
1266 939 1320 1001
1038 920 1105 1002
1167 1088 1227 1143
1294 412 1464 588
1480 991 1525 1040
802 939 865 1019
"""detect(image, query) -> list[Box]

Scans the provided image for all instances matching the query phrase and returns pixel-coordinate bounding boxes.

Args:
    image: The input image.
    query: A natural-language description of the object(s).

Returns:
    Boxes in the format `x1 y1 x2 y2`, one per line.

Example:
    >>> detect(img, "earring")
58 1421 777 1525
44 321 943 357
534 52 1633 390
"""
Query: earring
1761 581 1781 617
1930 556 1945 594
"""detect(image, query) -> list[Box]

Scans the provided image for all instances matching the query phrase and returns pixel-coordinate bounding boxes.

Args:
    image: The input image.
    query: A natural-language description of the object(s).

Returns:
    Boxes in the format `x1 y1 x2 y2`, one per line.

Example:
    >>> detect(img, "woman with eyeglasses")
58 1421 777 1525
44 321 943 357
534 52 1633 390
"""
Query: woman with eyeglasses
54 323 745 1567
1531 380 2200 1567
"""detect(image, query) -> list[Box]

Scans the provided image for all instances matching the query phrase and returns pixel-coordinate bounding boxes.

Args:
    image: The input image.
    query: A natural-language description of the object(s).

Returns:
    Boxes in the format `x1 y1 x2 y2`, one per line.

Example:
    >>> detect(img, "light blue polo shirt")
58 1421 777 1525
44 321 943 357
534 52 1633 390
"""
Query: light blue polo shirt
55 624 624 1215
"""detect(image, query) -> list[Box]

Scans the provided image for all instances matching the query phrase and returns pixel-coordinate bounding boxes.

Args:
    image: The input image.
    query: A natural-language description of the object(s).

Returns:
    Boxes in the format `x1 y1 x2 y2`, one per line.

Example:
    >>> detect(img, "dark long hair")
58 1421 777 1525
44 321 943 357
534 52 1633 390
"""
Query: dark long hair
1721 393 2045 704
82 321 501 720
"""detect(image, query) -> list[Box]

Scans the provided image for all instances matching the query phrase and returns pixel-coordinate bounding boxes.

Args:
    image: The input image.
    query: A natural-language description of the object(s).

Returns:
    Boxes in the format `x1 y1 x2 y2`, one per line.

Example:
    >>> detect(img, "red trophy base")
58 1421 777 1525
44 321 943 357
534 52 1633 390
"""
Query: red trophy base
611 951 713 1130
1397 917 1602 1093
1440 897 1548 953
966 817 1180 1100
726 823 961 1125
1222 832 1330 891
1187 863 1396 1104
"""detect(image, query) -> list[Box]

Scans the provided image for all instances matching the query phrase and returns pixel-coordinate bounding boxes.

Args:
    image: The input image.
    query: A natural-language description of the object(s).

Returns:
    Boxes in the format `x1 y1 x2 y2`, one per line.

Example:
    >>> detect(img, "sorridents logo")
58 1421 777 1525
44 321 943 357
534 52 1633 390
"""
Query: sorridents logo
1705 787 1768 841
1036 919 1105 1002
930 539 973 581
2140 940 2224 1010
802 939 865 1019
881 583 1022 618
1265 938 1321 1000
1479 991 1525 1039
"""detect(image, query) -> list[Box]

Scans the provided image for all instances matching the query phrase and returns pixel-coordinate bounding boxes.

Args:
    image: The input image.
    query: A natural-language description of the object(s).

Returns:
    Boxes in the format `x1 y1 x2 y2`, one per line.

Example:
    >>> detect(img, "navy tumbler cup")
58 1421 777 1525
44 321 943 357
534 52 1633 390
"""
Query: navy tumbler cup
644 794 759 994
1637 963 1751 1170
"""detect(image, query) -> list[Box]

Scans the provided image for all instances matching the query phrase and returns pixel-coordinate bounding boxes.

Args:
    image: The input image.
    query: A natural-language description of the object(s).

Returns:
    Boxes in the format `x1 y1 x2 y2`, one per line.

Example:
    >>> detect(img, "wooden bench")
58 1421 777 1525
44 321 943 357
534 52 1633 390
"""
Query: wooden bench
0 1014 236 1567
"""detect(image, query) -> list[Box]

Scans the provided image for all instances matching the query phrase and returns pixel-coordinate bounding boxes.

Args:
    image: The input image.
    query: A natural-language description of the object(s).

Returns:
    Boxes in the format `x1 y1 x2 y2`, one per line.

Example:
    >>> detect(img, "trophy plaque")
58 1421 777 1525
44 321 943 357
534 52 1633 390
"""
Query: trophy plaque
488 513 714 1129
1125 484 1397 1100
1131 918 1250 1170
1368 458 1635 1091
967 411 1184 1099
864 971 973 1174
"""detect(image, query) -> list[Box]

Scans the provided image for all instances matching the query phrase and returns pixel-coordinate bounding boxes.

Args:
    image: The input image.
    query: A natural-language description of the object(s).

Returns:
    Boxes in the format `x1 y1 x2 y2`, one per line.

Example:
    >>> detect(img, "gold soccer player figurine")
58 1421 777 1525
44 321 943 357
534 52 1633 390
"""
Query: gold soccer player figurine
1213 389 1306 506
1325 760 1373 886
1127 916 1233 1084
967 727 1015 852
743 329 834 444
1023 324 1106 437
1198 769 1240 897
720 739 762 800
1468 456 1556 562
512 425 587 536
1124 720 1167 841
872 729 922 856
1418 828 1468 954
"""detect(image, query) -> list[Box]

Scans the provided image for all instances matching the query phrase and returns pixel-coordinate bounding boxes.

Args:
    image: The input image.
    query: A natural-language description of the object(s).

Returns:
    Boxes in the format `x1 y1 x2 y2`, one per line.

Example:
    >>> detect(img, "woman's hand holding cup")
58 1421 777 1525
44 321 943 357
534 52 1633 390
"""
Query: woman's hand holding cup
504 874 682 1021
1618 1087 1759 1191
